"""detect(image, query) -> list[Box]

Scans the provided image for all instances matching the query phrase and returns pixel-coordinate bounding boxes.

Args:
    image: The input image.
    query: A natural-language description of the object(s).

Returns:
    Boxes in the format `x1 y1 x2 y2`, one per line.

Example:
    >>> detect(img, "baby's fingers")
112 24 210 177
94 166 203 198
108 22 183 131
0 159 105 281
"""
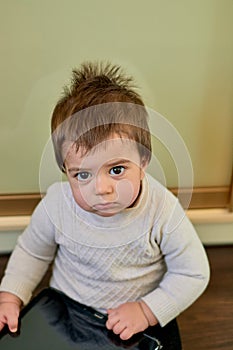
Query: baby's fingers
7 314 19 333
0 304 19 333
0 318 6 332
106 316 117 330
119 327 134 341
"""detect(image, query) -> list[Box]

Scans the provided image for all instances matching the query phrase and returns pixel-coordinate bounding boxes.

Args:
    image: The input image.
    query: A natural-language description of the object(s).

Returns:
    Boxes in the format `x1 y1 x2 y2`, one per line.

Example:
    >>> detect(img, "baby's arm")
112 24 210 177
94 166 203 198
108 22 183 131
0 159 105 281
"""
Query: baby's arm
0 292 22 333
0 188 58 307
106 300 158 340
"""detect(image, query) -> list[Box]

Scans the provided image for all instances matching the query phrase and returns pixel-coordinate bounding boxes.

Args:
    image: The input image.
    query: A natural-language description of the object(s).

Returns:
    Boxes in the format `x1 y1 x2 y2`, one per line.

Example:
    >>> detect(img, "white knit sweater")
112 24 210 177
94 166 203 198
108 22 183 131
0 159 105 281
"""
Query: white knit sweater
0 174 210 326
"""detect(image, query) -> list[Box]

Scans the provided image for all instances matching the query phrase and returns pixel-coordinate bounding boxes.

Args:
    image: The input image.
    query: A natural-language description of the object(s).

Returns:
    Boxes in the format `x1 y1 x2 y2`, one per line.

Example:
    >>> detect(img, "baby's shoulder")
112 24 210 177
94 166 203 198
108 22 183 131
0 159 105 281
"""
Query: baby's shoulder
43 181 71 203
46 181 70 193
146 173 173 198
145 173 178 210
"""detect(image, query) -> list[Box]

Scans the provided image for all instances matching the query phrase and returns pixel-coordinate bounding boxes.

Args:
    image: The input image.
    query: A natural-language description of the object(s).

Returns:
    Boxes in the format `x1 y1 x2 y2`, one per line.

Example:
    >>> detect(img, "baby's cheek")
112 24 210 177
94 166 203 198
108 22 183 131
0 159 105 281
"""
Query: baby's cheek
115 179 136 206
74 187 93 208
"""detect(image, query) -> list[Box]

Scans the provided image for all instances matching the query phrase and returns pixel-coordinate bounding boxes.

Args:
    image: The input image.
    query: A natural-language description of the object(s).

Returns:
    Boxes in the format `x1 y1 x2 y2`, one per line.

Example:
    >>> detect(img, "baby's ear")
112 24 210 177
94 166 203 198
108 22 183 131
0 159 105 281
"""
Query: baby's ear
140 157 149 170
140 158 148 179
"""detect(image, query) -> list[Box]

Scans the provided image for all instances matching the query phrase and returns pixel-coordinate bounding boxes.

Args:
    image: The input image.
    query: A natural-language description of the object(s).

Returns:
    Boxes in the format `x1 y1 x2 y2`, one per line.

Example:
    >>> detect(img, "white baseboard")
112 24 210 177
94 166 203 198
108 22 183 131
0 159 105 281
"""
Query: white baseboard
0 210 232 253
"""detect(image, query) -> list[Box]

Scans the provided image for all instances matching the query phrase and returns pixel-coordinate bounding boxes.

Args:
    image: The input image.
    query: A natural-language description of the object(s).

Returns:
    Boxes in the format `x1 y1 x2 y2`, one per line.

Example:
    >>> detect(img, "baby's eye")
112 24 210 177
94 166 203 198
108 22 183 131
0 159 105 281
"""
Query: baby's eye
109 166 125 176
76 171 92 181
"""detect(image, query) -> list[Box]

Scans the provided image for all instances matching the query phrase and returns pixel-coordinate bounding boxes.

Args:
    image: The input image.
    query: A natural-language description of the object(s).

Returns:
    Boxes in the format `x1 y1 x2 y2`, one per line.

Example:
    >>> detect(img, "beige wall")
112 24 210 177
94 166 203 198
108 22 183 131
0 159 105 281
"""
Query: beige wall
1 0 233 193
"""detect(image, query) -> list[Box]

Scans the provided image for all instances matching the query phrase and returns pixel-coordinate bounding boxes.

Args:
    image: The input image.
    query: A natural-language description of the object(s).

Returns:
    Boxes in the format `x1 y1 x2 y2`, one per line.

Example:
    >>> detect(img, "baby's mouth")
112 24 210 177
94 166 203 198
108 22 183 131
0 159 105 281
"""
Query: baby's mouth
93 202 117 211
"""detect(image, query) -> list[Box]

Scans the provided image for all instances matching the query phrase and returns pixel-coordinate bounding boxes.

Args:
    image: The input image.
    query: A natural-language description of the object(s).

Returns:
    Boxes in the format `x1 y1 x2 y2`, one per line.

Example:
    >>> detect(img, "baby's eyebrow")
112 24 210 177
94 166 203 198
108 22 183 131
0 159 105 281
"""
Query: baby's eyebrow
67 167 84 173
105 159 130 167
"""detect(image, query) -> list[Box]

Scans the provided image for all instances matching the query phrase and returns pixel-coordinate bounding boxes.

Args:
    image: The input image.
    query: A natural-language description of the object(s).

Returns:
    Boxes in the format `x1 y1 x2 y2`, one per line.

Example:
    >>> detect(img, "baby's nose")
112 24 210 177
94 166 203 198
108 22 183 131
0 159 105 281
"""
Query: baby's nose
95 173 114 195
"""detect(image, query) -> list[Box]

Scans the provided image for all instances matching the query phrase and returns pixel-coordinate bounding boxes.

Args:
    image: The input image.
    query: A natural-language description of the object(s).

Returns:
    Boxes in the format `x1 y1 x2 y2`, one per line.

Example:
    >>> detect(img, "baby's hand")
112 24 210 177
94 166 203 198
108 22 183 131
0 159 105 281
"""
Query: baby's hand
106 301 150 340
0 292 22 333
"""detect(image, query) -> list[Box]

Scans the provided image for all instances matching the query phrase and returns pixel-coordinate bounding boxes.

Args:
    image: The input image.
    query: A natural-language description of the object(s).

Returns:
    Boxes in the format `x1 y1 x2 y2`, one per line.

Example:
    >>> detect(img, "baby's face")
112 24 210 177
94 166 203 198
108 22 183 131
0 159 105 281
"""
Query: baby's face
64 135 147 217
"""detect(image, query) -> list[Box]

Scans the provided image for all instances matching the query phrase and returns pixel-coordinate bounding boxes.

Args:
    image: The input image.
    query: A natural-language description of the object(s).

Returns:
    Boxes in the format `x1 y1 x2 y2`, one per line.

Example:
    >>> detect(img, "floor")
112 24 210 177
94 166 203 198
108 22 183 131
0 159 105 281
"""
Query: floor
0 245 233 349
178 246 233 350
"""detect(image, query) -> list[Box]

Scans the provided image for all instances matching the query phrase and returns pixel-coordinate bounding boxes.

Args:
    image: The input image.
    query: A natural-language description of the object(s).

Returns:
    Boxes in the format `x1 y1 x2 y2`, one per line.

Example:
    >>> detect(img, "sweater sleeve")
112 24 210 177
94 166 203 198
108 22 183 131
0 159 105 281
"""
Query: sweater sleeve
0 189 57 305
141 199 210 327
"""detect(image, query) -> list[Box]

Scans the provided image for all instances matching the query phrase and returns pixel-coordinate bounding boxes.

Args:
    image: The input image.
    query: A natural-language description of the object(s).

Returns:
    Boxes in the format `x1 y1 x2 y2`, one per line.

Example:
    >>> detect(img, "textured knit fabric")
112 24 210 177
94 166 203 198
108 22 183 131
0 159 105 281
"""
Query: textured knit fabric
0 174 210 326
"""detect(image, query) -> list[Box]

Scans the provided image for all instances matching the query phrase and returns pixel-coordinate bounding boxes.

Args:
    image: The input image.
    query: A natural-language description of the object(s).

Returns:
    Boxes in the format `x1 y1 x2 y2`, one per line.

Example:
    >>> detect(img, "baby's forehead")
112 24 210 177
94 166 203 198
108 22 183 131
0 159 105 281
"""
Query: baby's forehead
89 136 138 152
65 137 141 167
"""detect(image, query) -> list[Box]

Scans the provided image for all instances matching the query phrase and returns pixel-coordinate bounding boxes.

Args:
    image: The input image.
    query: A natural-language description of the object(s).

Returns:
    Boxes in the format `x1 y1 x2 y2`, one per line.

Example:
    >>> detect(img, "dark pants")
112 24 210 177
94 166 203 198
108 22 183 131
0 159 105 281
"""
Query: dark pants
38 288 182 350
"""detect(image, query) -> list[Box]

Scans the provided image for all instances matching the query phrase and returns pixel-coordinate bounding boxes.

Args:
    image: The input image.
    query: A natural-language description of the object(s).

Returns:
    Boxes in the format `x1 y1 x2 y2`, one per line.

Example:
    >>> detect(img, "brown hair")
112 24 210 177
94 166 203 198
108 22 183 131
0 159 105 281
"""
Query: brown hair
51 62 151 171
